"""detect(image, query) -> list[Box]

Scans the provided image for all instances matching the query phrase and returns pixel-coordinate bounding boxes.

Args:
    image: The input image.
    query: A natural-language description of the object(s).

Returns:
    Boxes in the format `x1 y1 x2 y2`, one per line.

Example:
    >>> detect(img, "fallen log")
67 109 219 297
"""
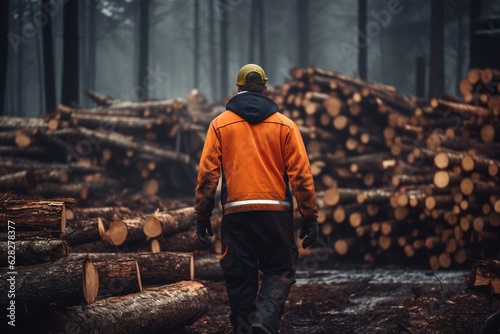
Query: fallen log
0 199 69 233
0 258 91 309
193 251 223 281
42 281 208 334
142 207 195 239
88 260 142 301
0 239 69 266
68 251 194 284
0 170 35 192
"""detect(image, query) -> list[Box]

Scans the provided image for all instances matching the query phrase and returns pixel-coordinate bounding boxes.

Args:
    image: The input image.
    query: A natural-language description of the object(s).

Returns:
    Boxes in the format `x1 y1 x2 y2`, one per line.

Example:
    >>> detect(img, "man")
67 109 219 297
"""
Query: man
194 64 318 334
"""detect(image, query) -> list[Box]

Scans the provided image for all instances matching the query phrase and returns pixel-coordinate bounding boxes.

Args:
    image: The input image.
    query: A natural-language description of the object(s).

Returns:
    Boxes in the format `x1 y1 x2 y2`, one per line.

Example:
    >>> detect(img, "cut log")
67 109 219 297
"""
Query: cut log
193 251 224 281
85 90 123 106
143 207 195 238
0 170 35 192
90 260 142 300
72 206 132 220
154 230 205 252
43 281 208 334
0 258 91 309
0 199 69 233
34 182 88 200
0 239 68 266
68 251 194 284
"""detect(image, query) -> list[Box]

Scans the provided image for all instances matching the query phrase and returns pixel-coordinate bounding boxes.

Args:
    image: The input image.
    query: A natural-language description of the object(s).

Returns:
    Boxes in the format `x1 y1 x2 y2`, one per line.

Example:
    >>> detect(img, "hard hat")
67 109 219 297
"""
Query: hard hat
236 64 268 86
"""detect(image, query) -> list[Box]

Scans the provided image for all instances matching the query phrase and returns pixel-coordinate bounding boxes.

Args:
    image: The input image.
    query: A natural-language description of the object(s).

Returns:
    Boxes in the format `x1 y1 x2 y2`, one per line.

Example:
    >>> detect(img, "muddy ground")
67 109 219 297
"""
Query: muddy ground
173 261 500 334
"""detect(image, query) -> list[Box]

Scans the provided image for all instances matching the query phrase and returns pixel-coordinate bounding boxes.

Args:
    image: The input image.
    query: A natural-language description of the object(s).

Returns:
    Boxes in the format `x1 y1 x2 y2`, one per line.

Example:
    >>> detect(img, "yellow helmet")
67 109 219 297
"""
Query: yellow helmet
236 64 268 86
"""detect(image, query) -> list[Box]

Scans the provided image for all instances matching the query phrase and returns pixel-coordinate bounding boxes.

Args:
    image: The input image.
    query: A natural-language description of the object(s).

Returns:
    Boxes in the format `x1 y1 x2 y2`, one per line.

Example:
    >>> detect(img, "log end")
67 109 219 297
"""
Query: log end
82 258 99 304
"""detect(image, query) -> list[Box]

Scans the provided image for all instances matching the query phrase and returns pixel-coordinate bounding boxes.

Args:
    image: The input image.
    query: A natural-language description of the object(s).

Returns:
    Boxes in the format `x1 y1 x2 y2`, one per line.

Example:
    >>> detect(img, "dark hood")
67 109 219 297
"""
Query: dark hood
226 92 279 124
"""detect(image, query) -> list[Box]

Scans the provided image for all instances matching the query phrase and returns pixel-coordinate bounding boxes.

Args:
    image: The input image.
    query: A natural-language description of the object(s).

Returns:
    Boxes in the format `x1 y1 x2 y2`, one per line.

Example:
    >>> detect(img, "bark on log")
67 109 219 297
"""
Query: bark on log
193 251 223 281
0 170 35 192
43 281 208 334
0 199 68 233
143 207 195 238
68 251 194 284
0 258 90 309
0 239 68 266
154 230 204 252
85 90 122 106
74 127 190 164
90 260 142 300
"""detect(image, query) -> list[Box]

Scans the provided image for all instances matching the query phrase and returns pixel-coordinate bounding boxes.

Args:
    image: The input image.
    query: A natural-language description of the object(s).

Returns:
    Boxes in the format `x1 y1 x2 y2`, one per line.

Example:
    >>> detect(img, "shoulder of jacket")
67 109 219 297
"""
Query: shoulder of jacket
211 110 243 128
267 112 296 129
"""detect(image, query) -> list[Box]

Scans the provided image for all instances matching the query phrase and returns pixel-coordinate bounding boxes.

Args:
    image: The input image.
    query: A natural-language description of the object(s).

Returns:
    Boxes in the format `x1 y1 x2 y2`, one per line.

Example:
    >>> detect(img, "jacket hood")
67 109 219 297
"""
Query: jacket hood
226 91 279 124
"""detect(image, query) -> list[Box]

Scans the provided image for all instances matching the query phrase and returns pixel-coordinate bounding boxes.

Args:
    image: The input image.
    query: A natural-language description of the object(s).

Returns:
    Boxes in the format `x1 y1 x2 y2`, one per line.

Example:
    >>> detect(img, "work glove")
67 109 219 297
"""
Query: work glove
195 220 214 247
299 219 319 249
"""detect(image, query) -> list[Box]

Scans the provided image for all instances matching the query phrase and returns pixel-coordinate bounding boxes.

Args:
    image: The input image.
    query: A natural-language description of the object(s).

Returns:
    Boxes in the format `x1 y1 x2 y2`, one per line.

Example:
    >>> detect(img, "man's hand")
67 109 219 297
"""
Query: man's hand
195 220 214 247
299 219 318 249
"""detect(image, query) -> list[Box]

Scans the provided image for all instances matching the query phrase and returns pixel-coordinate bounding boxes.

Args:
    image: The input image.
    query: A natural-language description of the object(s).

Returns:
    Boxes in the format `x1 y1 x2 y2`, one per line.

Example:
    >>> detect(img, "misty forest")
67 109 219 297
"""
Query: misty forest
1 1 500 333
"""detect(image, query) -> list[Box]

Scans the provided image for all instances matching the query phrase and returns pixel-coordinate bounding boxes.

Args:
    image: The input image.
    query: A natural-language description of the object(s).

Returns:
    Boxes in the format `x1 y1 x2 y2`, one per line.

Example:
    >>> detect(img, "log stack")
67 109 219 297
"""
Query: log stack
0 89 221 201
0 194 213 332
266 66 500 270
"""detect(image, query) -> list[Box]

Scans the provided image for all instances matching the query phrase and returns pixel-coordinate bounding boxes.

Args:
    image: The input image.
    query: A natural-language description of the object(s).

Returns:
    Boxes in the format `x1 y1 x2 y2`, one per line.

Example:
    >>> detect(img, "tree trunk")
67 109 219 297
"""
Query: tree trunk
0 0 9 114
297 0 309 67
258 0 266 68
0 239 68 266
469 0 482 69
357 0 367 79
41 0 56 113
86 0 96 106
68 252 194 284
16 0 24 116
209 0 216 100
193 0 199 89
220 0 228 98
137 0 150 101
61 0 79 106
43 281 208 334
428 0 444 97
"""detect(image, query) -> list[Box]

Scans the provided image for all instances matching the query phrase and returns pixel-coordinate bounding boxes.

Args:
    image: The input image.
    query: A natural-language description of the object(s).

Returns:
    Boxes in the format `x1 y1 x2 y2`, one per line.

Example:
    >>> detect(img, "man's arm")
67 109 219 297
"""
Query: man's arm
283 122 318 222
194 123 222 221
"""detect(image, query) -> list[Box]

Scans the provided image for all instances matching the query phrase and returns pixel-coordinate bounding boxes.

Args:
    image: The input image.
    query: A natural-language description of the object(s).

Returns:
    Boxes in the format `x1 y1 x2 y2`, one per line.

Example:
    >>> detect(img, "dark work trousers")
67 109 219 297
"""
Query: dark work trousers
220 211 298 334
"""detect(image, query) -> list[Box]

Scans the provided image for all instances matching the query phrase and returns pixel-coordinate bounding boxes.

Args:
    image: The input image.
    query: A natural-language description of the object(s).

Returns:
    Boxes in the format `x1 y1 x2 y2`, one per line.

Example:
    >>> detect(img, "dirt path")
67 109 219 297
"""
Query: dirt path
174 267 499 334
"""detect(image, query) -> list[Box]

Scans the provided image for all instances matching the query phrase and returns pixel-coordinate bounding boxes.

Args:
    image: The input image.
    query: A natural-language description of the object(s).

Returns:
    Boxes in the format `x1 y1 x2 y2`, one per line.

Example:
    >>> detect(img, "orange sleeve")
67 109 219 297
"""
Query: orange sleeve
283 122 318 222
194 122 222 221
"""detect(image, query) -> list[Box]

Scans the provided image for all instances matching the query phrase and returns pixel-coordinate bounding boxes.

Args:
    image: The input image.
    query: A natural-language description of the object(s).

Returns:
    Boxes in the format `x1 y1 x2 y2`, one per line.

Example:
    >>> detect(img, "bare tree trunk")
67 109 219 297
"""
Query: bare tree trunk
297 0 309 67
469 0 482 69
194 0 199 89
0 0 8 115
86 0 96 105
61 0 79 106
137 0 150 101
357 0 367 79
220 0 228 98
41 0 56 114
17 0 24 116
209 0 217 100
416 56 425 97
428 0 444 97
258 0 265 68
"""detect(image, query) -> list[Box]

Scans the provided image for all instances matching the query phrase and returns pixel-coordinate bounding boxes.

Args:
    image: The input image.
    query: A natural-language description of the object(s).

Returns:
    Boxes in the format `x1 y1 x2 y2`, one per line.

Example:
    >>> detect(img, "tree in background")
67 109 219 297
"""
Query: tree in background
194 0 199 89
41 0 56 113
61 0 79 106
428 0 444 97
357 0 367 80
0 0 9 115
137 0 150 101
17 0 25 116
297 0 309 67
220 0 228 98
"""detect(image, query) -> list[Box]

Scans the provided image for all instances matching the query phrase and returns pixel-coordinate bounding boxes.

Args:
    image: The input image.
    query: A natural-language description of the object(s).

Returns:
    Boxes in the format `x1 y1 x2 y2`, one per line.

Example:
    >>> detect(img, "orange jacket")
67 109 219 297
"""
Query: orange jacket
194 92 317 222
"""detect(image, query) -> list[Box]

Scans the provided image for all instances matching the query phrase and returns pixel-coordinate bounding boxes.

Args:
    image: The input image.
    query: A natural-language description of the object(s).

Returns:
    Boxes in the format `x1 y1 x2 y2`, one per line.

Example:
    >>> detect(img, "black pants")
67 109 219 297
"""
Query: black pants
220 211 298 334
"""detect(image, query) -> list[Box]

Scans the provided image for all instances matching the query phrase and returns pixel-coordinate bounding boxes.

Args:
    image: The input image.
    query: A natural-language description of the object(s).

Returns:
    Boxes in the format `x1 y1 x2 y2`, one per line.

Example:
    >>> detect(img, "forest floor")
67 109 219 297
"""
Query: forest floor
173 260 500 334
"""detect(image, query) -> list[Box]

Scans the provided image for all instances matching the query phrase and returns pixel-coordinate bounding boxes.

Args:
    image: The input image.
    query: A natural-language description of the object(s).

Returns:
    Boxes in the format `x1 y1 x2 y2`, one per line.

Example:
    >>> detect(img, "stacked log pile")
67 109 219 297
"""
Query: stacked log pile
0 195 215 332
266 66 500 270
0 89 222 200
